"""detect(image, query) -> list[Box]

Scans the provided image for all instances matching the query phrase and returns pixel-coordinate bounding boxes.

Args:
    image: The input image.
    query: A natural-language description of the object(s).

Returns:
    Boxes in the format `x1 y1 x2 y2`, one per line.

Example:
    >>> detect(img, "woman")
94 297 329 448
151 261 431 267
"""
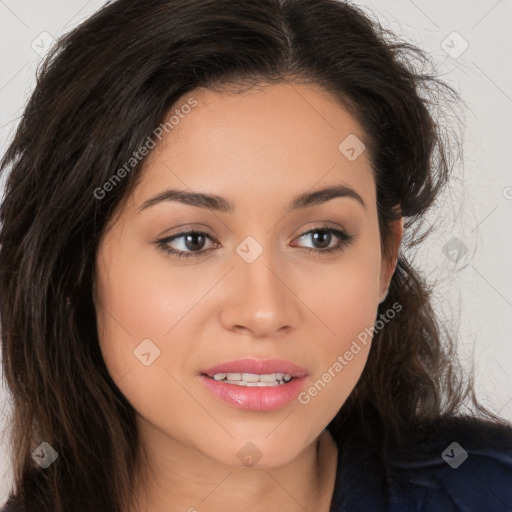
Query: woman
1 1 511 511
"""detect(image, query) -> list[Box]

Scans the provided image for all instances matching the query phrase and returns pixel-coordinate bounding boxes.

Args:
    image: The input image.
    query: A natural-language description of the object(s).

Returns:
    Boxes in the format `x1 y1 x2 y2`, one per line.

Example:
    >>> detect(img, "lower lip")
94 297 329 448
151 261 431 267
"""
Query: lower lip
198 374 308 411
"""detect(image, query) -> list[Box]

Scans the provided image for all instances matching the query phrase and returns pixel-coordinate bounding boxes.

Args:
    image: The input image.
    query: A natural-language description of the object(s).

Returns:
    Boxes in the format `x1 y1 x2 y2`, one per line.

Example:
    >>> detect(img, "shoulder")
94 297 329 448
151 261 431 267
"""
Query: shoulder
330 415 512 511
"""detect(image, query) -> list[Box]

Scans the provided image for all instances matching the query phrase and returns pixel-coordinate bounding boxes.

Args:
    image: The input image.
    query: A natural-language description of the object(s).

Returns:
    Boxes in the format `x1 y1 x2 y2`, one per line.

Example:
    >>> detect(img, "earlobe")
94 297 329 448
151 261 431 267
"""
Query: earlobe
379 288 389 304
390 216 403 274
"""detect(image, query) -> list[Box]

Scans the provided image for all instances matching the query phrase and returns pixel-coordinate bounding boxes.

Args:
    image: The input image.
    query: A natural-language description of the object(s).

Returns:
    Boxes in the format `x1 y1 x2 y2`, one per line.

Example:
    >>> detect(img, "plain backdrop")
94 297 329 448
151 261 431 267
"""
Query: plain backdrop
1 0 511 504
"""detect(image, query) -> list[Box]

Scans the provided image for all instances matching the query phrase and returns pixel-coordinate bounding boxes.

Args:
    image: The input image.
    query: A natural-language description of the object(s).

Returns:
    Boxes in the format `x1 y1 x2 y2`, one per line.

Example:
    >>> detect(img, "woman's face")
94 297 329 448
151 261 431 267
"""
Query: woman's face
94 82 399 469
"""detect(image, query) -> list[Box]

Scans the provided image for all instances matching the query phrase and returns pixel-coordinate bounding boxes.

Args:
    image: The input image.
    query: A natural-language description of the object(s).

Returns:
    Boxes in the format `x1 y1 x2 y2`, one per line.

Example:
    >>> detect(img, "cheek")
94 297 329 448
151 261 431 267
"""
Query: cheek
295 284 376 425
94 263 202 446
95 240 203 365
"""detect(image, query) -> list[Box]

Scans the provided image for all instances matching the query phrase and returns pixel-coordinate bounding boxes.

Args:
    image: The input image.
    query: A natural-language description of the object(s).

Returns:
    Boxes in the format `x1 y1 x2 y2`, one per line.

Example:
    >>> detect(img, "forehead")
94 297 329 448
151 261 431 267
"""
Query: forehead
127 82 375 213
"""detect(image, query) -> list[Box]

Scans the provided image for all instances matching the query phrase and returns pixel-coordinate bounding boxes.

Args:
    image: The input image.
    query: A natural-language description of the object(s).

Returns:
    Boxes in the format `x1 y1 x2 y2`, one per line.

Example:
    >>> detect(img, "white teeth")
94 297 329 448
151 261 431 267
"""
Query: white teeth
210 372 294 386
242 373 260 383
259 373 278 383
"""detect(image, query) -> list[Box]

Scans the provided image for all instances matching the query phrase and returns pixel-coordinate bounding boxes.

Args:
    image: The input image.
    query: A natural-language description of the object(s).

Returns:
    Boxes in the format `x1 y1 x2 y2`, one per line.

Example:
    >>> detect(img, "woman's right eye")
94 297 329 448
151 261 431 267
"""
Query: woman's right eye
155 231 218 259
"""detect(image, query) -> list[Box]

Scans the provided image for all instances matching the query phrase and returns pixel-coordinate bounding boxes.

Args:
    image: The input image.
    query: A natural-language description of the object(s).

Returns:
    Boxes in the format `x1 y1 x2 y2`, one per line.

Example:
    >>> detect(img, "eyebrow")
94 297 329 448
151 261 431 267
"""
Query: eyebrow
136 183 365 213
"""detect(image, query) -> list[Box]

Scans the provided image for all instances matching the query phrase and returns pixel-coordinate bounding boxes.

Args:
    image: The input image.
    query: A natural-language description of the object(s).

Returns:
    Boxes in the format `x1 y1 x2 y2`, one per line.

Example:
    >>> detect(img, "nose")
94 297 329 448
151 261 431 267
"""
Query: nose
219 245 300 339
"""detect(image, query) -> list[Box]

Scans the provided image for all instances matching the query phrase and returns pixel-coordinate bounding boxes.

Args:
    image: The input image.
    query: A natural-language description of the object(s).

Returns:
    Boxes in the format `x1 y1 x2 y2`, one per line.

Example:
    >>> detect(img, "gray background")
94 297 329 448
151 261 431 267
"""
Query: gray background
1 0 511 503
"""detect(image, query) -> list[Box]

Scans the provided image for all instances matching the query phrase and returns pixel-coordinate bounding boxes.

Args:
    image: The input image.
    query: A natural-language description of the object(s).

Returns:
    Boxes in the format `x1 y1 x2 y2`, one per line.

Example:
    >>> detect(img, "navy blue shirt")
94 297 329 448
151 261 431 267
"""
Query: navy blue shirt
2 416 512 511
328 416 512 511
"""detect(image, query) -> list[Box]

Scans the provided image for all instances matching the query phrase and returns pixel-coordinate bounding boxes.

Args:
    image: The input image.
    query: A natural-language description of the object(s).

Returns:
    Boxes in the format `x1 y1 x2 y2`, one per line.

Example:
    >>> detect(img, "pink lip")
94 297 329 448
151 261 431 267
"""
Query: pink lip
198 374 309 411
200 358 308 378
198 358 309 411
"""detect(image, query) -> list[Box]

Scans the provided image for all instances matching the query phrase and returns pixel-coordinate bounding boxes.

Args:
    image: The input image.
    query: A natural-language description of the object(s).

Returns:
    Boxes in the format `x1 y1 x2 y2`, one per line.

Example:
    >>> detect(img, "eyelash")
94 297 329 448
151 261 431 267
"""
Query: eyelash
155 225 355 260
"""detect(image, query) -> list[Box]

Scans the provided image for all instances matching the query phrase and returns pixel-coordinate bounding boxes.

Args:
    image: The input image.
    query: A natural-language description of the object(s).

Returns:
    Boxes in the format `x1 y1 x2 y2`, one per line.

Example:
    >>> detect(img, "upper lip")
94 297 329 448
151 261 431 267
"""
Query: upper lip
201 358 308 378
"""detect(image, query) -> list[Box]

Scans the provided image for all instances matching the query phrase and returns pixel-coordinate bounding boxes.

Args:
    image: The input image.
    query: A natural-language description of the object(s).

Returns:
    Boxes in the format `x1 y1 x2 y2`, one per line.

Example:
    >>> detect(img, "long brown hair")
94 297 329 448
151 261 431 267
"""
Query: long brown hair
0 1 505 511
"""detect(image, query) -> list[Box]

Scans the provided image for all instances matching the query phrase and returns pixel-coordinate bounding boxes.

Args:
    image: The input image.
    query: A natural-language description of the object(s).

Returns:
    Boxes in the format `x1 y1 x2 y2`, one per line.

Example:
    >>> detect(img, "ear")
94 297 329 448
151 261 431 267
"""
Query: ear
378 217 403 304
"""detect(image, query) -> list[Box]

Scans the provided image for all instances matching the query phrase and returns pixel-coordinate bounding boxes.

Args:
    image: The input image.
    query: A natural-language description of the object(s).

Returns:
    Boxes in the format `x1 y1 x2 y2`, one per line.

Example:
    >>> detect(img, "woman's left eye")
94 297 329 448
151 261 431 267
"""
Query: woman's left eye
155 226 354 260
292 227 355 255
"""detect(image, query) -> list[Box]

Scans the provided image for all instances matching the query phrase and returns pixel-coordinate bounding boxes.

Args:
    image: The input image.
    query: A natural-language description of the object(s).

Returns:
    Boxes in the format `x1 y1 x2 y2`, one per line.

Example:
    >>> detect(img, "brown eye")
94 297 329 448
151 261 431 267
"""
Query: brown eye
292 226 355 255
156 231 217 259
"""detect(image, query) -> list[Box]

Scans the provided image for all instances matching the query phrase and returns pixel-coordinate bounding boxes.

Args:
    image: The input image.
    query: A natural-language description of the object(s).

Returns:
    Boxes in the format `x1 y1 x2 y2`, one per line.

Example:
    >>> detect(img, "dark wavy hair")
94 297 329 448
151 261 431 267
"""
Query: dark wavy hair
0 1 505 511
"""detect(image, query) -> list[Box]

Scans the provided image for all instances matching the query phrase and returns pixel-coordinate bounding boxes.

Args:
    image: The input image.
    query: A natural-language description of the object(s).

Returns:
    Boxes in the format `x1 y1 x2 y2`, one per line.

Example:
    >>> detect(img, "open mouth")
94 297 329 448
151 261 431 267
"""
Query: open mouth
202 372 295 387
198 367 309 411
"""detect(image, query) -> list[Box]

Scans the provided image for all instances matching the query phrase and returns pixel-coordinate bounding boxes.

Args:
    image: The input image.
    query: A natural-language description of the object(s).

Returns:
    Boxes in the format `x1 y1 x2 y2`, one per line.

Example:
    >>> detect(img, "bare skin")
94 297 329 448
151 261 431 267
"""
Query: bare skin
94 82 402 511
